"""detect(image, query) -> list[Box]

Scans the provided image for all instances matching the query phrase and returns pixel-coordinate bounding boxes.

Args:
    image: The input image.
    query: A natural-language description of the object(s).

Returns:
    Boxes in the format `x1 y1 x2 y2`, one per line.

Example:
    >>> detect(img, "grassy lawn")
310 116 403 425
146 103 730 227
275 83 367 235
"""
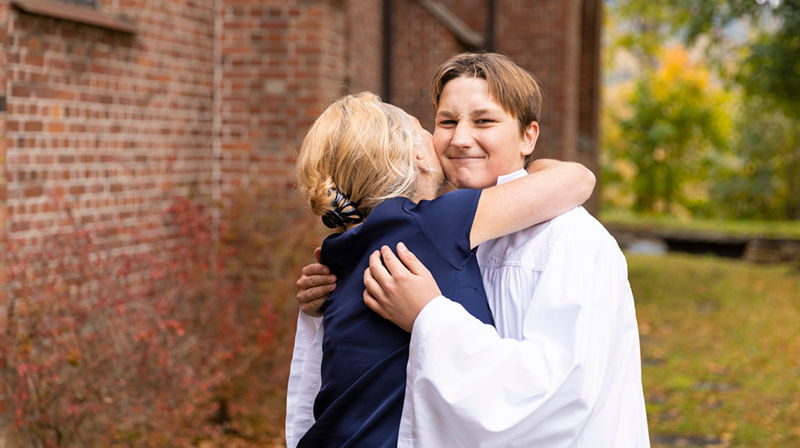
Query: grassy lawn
628 253 800 447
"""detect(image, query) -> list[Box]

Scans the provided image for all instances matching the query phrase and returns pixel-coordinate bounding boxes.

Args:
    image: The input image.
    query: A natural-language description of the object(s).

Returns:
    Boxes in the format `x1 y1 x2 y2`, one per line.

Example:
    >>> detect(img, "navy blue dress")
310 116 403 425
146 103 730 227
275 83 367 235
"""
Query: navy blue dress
298 189 495 447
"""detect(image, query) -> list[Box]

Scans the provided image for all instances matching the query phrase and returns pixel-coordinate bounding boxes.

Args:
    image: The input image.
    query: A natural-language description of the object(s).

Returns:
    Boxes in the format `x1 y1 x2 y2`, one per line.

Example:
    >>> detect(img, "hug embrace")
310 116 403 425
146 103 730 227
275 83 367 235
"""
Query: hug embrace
287 52 650 448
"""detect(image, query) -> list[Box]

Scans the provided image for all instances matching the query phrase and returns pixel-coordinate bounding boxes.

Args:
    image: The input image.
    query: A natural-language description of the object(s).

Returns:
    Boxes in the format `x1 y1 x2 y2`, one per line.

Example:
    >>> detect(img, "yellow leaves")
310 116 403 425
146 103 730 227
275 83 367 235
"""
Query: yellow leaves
720 428 735 444
653 45 712 100
660 45 692 79
705 360 729 377
602 81 636 124
613 158 638 181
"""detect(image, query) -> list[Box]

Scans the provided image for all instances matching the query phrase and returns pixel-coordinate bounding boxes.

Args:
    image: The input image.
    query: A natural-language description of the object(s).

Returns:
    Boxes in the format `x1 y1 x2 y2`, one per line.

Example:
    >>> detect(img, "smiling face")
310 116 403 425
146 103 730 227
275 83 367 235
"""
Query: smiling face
433 76 538 189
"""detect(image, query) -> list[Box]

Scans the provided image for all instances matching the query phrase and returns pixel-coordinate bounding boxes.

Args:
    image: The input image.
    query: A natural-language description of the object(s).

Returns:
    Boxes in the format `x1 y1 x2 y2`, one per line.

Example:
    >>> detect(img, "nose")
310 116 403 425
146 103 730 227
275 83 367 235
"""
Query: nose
450 121 473 149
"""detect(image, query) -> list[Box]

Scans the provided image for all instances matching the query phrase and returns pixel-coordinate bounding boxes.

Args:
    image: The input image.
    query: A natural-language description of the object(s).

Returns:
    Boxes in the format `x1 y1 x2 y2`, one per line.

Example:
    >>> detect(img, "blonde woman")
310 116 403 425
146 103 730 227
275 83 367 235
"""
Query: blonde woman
289 91 594 447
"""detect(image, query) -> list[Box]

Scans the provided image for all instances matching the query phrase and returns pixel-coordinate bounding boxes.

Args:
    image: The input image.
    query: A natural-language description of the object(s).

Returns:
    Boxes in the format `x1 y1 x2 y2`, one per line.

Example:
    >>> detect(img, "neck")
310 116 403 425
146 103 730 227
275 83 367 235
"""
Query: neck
412 171 444 202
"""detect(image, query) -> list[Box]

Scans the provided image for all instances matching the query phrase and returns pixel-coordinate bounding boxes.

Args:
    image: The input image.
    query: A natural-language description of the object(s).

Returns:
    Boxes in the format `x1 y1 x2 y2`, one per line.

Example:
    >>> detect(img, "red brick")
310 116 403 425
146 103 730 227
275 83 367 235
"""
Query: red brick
24 185 44 198
1 0 600 296
48 122 66 133
23 121 43 132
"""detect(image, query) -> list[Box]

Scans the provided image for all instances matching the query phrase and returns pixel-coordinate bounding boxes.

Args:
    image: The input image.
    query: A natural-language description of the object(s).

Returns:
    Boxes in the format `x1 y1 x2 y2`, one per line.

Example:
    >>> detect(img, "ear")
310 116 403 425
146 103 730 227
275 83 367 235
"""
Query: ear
520 121 539 158
414 148 430 173
415 146 425 162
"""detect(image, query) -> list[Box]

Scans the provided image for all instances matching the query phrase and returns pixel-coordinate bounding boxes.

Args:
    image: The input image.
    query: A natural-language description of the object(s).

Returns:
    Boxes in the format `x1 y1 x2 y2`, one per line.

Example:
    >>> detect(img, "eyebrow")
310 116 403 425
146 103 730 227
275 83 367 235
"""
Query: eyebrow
436 108 501 118
470 108 501 117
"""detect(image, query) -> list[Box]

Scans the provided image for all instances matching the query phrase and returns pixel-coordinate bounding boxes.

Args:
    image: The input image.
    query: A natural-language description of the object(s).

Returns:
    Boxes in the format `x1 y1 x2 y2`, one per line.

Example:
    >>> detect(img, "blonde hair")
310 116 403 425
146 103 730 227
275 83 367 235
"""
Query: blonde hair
296 92 425 231
431 52 543 166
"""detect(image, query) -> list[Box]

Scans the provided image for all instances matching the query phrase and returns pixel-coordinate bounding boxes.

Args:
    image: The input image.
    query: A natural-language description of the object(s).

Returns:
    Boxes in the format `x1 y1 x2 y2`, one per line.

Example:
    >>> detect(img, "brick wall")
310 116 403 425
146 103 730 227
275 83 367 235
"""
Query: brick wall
3 0 215 253
215 0 348 204
494 0 578 162
0 0 8 321
214 0 385 206
0 0 601 300
390 0 464 130
346 0 382 94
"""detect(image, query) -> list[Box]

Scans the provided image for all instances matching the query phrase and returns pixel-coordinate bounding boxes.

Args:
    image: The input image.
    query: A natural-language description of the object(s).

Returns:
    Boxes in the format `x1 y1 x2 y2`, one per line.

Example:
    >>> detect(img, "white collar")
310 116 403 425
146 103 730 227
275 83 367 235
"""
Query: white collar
496 169 528 185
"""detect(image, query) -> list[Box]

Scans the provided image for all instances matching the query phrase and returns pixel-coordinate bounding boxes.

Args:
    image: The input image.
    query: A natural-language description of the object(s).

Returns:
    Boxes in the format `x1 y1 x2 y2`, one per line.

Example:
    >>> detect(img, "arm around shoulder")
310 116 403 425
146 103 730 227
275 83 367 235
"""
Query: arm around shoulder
470 159 595 247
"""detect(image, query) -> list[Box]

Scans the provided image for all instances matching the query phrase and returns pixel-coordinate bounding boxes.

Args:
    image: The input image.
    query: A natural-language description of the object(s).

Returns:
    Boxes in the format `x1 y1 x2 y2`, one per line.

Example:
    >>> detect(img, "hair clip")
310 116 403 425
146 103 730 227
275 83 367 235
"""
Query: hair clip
322 187 363 229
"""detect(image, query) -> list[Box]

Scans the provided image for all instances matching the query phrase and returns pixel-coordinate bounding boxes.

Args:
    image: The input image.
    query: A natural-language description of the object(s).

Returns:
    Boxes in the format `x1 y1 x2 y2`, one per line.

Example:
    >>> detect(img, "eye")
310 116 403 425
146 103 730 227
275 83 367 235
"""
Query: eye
436 119 457 127
475 118 495 125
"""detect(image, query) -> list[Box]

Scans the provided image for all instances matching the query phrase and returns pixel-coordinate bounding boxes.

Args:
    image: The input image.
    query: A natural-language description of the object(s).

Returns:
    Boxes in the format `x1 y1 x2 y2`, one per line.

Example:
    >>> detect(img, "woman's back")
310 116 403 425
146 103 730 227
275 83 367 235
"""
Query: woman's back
298 190 494 447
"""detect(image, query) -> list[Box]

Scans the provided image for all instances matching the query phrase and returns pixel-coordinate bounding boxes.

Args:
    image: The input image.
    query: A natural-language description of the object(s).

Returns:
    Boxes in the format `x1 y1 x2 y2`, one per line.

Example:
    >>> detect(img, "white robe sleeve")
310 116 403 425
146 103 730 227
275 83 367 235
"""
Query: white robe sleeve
285 312 323 448
398 228 648 447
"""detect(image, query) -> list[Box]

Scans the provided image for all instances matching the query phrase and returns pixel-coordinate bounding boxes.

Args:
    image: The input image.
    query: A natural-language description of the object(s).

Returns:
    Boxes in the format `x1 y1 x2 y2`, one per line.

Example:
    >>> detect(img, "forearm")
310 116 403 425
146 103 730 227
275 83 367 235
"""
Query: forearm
405 297 588 447
471 160 595 247
285 312 323 447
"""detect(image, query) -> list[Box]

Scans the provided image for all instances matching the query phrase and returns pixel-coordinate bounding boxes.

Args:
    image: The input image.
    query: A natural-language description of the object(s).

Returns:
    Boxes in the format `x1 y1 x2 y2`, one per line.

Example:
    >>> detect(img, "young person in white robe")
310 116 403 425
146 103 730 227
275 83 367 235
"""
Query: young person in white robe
290 52 650 447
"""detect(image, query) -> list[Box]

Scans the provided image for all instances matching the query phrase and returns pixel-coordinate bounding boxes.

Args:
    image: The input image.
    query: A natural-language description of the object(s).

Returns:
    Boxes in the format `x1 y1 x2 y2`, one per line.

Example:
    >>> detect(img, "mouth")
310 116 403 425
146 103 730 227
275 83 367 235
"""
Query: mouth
448 156 485 163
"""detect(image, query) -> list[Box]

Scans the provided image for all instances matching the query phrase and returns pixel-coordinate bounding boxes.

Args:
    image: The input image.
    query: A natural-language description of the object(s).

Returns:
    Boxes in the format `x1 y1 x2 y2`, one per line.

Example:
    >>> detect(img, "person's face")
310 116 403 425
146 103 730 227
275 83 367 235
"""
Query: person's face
433 76 538 189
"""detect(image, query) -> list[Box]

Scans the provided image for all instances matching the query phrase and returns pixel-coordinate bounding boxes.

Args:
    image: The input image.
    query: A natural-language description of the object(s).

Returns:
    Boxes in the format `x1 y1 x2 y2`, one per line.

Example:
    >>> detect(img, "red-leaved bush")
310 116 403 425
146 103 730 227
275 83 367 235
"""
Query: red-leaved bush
1 188 321 447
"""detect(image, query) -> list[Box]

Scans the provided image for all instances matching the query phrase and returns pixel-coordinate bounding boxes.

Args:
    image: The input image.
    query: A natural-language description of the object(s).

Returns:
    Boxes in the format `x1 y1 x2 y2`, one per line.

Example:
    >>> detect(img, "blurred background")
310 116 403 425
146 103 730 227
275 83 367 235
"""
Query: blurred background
0 0 797 446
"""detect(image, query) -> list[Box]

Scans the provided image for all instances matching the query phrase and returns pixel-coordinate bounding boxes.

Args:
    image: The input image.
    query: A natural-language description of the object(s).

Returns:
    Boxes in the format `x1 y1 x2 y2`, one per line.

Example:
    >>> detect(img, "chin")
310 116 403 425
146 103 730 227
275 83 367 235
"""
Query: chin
444 168 491 190
452 176 494 190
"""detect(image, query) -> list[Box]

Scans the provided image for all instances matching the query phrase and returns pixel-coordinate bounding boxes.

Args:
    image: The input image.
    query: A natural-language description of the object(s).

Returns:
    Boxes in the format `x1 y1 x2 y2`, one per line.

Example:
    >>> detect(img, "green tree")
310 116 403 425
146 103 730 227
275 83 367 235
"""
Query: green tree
737 3 800 218
613 0 800 218
710 97 800 219
606 46 731 214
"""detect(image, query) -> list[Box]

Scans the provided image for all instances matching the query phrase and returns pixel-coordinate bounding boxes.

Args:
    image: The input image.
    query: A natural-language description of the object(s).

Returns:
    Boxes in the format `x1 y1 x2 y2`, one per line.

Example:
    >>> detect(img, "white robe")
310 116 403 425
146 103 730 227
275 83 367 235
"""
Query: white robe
286 170 650 447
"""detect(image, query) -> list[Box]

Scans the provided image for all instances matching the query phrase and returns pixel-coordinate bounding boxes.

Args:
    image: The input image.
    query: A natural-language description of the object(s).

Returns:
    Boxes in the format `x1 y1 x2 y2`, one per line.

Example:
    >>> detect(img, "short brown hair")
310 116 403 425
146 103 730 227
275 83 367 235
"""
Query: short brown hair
431 53 543 165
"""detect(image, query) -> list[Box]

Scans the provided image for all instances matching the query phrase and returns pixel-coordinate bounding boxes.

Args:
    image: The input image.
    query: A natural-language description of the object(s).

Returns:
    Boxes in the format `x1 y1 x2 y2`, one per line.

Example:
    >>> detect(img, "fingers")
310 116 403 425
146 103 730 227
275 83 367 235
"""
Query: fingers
294 249 332 318
363 264 384 302
368 249 393 286
363 288 385 318
296 272 336 291
296 283 336 303
300 298 326 317
301 262 331 277
363 264 392 321
296 272 336 289
296 260 336 316
363 263 376 296
395 242 429 276
380 245 412 277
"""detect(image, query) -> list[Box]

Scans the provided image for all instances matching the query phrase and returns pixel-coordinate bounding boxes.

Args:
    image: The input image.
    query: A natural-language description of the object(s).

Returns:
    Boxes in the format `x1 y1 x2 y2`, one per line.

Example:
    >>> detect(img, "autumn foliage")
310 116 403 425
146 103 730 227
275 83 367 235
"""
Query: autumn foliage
1 189 319 446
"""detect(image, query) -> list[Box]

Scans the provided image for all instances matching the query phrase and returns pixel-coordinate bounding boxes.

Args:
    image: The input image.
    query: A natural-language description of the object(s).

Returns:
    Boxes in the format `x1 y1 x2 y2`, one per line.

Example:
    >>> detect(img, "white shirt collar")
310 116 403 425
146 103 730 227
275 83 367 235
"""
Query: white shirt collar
496 169 528 185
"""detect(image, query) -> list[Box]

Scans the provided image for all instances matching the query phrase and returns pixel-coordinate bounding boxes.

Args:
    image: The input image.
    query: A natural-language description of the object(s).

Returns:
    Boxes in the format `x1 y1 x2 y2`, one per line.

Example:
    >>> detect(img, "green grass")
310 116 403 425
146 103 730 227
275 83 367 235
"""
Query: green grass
628 253 800 447
602 209 800 239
